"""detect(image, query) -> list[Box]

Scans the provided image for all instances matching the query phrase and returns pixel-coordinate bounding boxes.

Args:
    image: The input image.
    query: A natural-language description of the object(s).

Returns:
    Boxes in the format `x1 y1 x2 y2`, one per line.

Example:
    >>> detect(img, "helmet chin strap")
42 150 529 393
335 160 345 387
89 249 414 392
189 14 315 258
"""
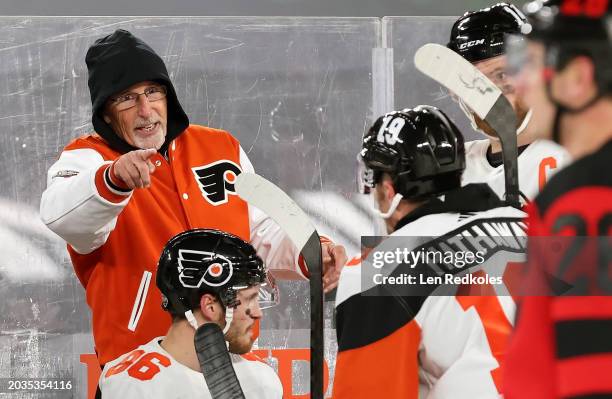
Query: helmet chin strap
223 307 234 335
546 78 600 144
184 303 235 335
370 193 403 219
458 98 480 131
516 109 532 135
185 310 199 330
551 105 564 144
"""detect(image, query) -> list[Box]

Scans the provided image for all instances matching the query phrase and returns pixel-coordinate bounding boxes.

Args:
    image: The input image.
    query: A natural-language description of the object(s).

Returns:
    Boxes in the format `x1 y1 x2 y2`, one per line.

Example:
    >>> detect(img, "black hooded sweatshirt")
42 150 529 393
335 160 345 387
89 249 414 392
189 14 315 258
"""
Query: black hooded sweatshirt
86 29 189 154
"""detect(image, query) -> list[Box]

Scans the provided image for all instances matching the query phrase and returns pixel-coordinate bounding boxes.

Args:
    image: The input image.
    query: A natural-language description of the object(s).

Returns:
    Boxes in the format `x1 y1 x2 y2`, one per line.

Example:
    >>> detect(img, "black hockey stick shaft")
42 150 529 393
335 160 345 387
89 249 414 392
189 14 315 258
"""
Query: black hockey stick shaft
194 323 246 399
303 232 324 399
233 172 325 399
486 98 520 208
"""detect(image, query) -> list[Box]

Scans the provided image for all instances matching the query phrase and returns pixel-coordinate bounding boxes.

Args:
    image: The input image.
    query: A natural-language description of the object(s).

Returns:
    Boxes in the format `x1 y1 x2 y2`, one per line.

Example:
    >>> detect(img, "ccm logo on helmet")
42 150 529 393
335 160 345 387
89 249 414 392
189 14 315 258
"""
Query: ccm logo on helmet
192 160 242 206
177 249 234 288
459 39 485 49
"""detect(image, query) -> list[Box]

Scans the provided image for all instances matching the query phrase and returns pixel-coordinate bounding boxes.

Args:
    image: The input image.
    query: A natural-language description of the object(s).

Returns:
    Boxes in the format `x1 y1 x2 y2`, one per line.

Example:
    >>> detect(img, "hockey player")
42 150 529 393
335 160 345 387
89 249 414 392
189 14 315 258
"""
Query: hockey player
99 229 283 398
447 3 570 201
333 105 526 399
502 1 612 397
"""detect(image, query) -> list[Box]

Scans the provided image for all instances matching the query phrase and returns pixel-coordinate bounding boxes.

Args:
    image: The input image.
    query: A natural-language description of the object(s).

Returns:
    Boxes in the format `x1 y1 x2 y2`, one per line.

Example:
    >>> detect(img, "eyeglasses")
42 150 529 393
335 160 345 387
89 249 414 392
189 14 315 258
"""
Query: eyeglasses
109 85 167 111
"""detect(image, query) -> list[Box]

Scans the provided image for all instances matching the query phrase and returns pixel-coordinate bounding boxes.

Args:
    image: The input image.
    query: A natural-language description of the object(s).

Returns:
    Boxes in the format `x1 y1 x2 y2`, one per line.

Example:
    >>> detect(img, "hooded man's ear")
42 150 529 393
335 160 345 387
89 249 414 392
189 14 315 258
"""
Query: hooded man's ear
101 104 112 124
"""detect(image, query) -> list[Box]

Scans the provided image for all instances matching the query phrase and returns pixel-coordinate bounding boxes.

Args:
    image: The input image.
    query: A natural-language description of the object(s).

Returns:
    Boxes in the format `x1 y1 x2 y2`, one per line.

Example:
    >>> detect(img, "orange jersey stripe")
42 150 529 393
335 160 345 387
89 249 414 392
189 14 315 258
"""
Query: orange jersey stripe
333 321 421 399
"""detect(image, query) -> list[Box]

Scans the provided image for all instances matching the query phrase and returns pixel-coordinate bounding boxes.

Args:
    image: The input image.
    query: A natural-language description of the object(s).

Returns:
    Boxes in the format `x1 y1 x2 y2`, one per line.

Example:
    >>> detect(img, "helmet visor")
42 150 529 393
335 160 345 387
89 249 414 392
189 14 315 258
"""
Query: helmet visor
505 32 531 77
258 273 280 310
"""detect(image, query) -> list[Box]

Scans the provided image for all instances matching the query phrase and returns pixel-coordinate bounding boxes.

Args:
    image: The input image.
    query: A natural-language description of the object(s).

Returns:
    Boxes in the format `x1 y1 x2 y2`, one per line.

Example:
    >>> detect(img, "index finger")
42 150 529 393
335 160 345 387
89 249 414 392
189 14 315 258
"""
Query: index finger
137 148 157 160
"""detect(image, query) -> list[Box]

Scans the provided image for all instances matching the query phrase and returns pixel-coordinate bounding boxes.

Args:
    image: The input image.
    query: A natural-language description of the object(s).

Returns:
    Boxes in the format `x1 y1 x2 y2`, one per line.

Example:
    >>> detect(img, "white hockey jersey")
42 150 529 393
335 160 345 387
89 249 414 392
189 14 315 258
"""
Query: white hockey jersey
99 337 283 399
463 138 570 201
333 184 526 399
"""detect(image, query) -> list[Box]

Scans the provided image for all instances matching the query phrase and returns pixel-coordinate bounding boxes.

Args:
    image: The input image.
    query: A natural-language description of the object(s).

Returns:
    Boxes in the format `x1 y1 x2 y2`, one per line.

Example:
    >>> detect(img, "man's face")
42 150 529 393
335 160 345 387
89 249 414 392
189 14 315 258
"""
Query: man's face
513 42 557 141
469 55 531 137
225 285 262 354
103 81 168 150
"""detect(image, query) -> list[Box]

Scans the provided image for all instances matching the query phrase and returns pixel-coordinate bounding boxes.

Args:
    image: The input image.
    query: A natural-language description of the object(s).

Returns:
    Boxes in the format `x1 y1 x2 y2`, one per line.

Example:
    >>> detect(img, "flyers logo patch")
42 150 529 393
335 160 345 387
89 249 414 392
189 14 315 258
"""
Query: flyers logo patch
177 249 234 288
192 160 242 205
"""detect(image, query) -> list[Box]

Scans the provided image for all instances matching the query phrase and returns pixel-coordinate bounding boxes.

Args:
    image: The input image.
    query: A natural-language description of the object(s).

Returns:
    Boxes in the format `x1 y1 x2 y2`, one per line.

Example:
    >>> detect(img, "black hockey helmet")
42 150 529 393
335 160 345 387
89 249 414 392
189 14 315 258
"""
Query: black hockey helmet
156 229 266 317
519 0 612 94
448 3 527 63
358 105 466 200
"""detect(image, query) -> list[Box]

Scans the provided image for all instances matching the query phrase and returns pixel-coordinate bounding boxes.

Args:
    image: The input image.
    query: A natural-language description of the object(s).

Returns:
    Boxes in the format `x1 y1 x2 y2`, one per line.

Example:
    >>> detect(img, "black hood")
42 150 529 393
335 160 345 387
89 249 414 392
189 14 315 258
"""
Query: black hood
86 29 189 154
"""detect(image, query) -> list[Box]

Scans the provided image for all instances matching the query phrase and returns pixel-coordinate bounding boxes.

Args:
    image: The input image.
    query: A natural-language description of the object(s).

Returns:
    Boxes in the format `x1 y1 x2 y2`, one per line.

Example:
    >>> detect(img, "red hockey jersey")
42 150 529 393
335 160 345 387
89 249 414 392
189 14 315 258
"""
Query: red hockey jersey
504 140 612 399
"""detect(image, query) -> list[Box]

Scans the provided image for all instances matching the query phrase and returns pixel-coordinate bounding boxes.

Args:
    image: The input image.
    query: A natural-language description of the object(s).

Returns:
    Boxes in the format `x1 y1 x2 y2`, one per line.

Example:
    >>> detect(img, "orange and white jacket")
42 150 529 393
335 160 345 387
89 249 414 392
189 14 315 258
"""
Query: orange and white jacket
40 125 306 365
334 185 526 399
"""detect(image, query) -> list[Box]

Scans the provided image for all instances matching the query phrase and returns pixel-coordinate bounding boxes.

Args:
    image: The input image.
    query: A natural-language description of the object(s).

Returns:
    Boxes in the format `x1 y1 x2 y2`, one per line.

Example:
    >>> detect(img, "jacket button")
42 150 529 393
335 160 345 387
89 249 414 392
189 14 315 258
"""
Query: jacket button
182 193 189 200
154 160 161 167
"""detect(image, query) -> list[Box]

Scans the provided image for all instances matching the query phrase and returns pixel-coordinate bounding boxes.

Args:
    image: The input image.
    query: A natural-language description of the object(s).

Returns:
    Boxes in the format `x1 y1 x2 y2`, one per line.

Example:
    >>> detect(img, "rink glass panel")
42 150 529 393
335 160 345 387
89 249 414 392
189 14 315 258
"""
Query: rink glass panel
0 17 378 398
385 16 485 141
0 16 482 398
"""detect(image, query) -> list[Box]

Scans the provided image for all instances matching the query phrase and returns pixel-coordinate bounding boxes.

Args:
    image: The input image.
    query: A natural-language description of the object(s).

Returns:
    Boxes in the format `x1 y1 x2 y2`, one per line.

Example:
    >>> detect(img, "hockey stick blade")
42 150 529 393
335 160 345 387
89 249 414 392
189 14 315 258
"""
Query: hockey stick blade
195 323 245 399
235 172 325 399
414 43 521 208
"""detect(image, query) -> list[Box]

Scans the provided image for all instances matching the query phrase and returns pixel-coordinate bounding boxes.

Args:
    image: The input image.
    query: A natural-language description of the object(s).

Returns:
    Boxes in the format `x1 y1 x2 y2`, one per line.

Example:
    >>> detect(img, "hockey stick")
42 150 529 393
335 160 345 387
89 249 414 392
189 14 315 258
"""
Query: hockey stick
234 172 325 399
194 323 246 399
414 43 521 208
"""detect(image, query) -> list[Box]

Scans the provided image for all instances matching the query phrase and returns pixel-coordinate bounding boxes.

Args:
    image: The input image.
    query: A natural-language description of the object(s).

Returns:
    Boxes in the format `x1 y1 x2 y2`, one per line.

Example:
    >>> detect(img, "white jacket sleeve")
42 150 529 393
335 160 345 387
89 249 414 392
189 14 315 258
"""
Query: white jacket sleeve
239 146 307 280
40 148 131 255
417 296 503 399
